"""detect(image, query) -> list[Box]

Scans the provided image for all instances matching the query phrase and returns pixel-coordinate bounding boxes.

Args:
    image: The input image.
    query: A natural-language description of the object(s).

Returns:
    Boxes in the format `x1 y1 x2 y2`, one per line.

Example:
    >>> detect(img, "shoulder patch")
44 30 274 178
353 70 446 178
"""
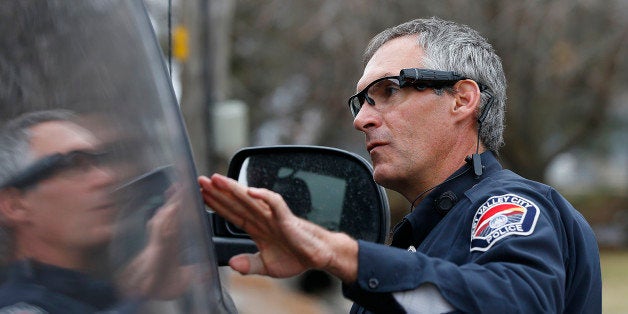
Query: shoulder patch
470 193 540 252
0 302 47 314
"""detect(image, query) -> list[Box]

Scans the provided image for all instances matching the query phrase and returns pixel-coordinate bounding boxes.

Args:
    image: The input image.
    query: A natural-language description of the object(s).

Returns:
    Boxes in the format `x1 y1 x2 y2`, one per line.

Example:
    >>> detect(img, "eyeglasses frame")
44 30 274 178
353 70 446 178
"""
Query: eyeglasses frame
347 68 489 118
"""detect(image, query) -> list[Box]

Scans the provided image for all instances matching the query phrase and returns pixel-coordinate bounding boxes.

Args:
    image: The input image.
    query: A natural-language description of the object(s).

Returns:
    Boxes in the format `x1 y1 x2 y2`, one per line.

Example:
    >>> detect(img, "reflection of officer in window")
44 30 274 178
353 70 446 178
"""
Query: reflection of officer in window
0 110 120 311
0 110 188 312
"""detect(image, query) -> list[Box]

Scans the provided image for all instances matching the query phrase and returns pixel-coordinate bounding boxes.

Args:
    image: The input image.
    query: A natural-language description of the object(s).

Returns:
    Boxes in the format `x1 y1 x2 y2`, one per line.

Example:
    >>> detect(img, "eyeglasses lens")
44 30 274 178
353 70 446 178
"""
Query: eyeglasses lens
349 77 401 118
368 78 400 106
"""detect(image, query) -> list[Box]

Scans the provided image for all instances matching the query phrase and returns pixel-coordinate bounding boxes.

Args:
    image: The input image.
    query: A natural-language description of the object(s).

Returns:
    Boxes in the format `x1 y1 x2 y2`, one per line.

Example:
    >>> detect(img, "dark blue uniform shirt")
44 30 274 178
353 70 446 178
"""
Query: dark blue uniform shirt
0 260 132 313
344 152 602 313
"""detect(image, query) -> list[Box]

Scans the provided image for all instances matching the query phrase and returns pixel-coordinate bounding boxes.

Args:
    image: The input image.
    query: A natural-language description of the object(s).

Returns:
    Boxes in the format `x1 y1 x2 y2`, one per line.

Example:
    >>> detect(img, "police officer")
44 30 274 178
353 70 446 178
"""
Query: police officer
199 17 601 313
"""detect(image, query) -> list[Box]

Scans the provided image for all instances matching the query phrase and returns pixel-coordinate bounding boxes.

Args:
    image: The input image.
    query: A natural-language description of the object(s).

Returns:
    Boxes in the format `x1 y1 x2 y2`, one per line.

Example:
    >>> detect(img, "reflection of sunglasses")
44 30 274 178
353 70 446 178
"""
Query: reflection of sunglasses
0 150 109 190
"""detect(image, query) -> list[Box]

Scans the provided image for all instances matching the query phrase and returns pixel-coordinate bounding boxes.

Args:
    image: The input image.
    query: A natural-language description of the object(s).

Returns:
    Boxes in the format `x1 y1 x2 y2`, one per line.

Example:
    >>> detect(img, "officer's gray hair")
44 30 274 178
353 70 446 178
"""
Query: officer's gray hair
0 109 76 265
363 17 507 153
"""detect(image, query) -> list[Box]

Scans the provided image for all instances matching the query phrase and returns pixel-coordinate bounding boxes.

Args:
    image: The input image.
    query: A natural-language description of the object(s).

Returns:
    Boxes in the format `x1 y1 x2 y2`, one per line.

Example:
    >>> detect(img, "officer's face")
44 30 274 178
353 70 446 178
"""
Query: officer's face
352 36 460 200
18 121 117 257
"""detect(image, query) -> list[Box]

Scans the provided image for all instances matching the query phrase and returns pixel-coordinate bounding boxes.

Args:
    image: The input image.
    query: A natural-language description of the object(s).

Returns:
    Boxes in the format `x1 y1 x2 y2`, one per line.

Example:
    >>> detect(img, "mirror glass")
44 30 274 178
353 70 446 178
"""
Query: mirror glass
229 148 389 243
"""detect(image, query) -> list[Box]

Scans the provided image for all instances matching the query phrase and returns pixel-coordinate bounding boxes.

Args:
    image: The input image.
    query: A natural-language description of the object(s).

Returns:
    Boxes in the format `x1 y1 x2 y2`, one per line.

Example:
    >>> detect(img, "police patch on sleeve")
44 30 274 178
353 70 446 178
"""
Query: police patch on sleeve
470 193 540 252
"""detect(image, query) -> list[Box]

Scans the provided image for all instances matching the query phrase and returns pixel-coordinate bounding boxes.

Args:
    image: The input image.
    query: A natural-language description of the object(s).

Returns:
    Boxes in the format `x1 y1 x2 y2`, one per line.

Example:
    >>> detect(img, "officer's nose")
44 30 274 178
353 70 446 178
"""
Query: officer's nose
353 102 381 132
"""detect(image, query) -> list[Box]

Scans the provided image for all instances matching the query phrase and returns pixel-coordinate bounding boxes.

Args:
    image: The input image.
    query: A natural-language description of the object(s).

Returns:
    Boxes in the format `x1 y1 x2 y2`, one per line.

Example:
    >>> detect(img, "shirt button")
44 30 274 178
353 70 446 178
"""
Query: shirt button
368 278 379 289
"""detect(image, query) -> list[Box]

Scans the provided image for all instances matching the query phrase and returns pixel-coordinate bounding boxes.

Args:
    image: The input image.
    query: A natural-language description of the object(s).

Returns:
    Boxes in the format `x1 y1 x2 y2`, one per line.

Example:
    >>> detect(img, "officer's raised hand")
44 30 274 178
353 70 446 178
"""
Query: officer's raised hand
198 173 358 283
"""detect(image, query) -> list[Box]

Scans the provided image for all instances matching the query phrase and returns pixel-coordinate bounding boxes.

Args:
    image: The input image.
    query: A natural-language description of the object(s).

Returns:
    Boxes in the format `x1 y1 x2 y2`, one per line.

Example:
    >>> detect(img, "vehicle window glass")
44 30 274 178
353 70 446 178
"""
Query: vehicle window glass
0 1 231 312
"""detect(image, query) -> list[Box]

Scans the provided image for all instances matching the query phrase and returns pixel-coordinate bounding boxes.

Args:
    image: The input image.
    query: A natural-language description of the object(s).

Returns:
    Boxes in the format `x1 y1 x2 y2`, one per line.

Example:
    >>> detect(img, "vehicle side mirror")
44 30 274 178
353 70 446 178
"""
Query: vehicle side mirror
209 145 390 266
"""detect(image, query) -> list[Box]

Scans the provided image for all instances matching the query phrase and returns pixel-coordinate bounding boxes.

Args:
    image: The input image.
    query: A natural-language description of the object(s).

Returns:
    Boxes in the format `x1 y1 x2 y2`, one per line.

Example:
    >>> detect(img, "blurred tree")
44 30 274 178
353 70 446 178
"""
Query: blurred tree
3 0 625 183
225 0 628 183
484 0 628 181
174 0 236 174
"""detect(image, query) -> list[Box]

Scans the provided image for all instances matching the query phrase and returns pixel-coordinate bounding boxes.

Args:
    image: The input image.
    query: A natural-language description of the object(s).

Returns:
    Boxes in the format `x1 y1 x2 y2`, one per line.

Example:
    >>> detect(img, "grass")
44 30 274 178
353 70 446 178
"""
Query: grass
601 250 628 314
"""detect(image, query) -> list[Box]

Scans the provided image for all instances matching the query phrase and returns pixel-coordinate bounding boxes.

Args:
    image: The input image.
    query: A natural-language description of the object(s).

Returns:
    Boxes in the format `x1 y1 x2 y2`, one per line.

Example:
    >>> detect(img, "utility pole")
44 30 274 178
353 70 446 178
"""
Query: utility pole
178 0 236 175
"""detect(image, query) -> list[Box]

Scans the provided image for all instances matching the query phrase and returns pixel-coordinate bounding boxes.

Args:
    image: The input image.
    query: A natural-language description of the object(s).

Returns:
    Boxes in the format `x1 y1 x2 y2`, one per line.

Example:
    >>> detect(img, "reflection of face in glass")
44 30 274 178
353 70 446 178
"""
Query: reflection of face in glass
15 121 117 267
76 112 151 183
0 0 232 309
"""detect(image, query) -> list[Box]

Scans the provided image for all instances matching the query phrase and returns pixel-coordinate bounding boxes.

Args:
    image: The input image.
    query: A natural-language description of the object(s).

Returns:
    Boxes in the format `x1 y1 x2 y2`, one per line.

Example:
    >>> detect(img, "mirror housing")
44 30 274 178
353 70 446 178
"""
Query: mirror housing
209 145 390 266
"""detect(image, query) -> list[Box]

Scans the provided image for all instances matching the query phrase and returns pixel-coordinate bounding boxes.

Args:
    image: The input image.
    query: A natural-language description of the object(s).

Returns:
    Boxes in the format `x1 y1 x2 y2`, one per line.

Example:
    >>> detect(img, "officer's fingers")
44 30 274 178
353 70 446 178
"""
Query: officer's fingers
209 174 273 218
247 187 294 221
198 175 213 195
208 174 249 196
229 253 267 276
201 176 272 233
201 185 249 229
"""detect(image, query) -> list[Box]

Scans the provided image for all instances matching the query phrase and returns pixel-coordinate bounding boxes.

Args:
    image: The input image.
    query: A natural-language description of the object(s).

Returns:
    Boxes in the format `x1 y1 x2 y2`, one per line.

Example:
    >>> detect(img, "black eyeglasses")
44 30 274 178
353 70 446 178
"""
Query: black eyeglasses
347 68 472 118
0 150 109 190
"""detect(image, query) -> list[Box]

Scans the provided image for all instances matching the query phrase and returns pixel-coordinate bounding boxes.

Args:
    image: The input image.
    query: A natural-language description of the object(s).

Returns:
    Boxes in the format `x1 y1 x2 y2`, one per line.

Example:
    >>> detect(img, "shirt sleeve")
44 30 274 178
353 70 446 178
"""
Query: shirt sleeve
392 283 455 313
343 211 567 314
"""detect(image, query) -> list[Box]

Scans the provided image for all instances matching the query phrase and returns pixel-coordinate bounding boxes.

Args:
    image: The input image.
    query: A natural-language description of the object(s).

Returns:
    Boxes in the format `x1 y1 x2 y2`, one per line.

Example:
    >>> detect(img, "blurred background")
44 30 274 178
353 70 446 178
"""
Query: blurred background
148 0 627 313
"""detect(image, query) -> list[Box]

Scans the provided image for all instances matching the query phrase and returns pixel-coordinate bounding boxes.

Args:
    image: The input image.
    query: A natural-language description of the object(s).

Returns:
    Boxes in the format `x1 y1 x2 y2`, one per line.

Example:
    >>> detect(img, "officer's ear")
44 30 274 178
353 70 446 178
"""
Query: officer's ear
451 79 482 124
0 188 30 226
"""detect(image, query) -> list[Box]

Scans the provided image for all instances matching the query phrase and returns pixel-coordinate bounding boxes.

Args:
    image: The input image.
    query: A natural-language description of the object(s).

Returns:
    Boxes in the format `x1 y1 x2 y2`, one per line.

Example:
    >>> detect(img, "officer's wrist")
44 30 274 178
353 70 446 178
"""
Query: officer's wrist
325 232 358 284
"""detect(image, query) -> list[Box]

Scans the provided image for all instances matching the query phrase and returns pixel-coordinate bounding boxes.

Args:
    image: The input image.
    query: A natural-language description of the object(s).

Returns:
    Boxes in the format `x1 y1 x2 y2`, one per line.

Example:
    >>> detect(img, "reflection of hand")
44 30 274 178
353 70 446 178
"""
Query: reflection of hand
117 185 192 299
146 185 181 252
198 174 359 283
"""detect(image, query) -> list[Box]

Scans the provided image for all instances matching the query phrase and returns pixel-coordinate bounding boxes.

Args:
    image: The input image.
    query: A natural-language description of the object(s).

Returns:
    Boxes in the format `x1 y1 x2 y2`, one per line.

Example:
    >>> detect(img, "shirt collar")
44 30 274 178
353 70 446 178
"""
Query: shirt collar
391 152 502 248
